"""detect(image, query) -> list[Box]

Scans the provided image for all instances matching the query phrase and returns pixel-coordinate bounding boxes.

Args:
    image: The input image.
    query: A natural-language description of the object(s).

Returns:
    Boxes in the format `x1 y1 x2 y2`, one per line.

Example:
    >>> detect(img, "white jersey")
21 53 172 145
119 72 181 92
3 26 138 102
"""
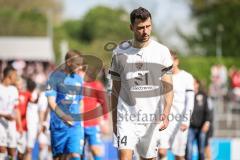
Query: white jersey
170 70 194 122
0 84 18 114
26 90 40 124
38 91 48 112
0 84 18 148
38 91 50 128
110 39 173 124
27 90 40 118
110 39 173 158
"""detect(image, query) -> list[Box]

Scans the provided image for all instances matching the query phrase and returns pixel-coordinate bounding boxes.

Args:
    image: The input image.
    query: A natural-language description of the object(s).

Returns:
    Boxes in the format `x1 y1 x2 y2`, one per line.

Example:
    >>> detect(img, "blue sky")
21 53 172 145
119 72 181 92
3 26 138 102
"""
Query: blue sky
62 0 196 53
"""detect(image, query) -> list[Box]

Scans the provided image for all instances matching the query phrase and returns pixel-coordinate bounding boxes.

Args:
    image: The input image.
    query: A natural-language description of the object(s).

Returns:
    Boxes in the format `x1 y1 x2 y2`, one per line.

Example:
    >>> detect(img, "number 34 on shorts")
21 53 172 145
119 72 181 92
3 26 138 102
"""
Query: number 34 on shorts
117 135 127 147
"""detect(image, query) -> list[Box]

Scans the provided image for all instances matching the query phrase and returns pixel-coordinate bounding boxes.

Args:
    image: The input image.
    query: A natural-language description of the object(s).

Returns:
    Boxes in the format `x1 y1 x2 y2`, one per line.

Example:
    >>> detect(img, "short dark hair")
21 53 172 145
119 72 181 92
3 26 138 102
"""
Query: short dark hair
3 66 16 78
169 50 178 59
65 49 82 61
195 78 201 86
26 78 36 92
130 7 151 24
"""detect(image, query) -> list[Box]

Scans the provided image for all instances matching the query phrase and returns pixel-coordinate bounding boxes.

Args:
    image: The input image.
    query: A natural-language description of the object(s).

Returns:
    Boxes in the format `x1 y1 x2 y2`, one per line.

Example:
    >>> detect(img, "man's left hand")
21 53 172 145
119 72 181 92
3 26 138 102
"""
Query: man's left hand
202 122 210 133
180 124 189 132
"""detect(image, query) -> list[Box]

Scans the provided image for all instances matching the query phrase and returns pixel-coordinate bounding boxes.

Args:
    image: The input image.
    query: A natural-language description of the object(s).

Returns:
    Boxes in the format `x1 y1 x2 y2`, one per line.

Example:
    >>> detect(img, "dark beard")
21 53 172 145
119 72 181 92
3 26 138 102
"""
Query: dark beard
136 35 149 43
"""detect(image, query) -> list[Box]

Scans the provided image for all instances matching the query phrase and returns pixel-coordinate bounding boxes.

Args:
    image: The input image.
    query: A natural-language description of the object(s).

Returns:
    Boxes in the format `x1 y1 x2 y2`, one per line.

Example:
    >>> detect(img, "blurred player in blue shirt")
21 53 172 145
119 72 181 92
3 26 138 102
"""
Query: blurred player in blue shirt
46 50 85 160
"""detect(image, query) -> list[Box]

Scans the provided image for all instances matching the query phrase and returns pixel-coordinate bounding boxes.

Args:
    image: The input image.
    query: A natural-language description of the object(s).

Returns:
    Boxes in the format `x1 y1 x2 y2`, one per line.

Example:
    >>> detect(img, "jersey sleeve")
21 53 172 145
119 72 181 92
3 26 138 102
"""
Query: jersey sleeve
163 49 173 67
109 51 121 81
183 73 195 126
12 87 19 107
38 92 48 112
45 73 57 97
162 48 173 74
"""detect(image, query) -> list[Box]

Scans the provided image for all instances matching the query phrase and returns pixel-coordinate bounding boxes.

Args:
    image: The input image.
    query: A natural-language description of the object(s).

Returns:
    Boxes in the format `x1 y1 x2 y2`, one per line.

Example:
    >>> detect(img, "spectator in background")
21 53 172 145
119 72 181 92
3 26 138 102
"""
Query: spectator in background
12 61 49 84
82 67 109 160
209 64 228 98
32 62 48 86
186 78 212 160
229 66 240 99
12 60 26 77
211 64 228 87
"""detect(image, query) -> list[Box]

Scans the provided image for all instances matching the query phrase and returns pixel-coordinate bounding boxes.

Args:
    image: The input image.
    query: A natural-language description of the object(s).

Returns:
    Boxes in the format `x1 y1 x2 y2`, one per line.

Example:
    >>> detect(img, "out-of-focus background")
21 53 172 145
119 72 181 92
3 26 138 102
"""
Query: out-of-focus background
0 0 239 160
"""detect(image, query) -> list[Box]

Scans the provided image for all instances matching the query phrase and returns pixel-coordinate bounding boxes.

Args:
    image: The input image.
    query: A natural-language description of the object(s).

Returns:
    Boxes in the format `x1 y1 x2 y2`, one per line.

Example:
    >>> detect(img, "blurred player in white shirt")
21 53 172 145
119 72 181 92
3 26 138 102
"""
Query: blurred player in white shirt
0 66 19 159
158 51 195 160
38 90 52 160
25 79 39 160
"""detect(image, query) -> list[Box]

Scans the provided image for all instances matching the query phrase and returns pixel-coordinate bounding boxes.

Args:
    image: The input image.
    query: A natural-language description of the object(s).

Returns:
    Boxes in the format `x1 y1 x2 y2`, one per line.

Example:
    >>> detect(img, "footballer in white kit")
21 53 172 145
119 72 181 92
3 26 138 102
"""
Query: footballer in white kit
26 90 39 150
0 66 19 159
158 51 195 159
0 85 18 147
110 7 173 160
111 39 173 156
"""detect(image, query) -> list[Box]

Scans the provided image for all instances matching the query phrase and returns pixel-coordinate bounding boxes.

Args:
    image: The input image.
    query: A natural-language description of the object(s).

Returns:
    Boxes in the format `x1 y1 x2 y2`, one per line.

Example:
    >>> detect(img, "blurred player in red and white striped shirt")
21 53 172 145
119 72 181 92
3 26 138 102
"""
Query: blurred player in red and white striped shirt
16 77 31 160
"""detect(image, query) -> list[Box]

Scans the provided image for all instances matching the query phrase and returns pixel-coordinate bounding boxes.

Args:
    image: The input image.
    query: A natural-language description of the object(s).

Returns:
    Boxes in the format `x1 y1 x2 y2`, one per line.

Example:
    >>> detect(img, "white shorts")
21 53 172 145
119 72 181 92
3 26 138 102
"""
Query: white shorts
113 122 162 159
0 119 17 148
158 120 189 156
16 132 27 154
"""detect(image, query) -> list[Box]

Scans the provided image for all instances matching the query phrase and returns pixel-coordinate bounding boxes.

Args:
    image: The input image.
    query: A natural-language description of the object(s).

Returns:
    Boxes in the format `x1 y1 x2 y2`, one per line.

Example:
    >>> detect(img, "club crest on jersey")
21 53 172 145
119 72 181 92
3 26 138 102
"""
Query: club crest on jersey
135 61 143 70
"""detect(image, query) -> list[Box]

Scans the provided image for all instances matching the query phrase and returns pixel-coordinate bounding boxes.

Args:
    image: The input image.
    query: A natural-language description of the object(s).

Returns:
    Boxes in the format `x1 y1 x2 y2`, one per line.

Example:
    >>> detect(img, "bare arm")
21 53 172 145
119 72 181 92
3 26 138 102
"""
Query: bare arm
39 106 50 133
39 107 49 125
162 74 173 116
0 109 17 121
96 83 109 120
159 74 173 131
202 96 211 133
16 108 23 134
47 96 73 124
0 113 11 119
111 80 121 135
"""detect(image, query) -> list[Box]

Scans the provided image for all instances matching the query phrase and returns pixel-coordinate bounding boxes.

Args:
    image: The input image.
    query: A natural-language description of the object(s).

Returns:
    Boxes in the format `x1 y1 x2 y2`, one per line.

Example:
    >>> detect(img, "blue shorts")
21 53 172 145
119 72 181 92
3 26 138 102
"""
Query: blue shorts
84 126 102 146
51 126 84 157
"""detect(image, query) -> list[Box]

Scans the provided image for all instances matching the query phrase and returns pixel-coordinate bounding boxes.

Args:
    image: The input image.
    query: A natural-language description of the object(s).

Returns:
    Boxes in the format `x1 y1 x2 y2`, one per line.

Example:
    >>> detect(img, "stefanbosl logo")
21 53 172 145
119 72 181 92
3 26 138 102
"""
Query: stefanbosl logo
49 42 173 122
